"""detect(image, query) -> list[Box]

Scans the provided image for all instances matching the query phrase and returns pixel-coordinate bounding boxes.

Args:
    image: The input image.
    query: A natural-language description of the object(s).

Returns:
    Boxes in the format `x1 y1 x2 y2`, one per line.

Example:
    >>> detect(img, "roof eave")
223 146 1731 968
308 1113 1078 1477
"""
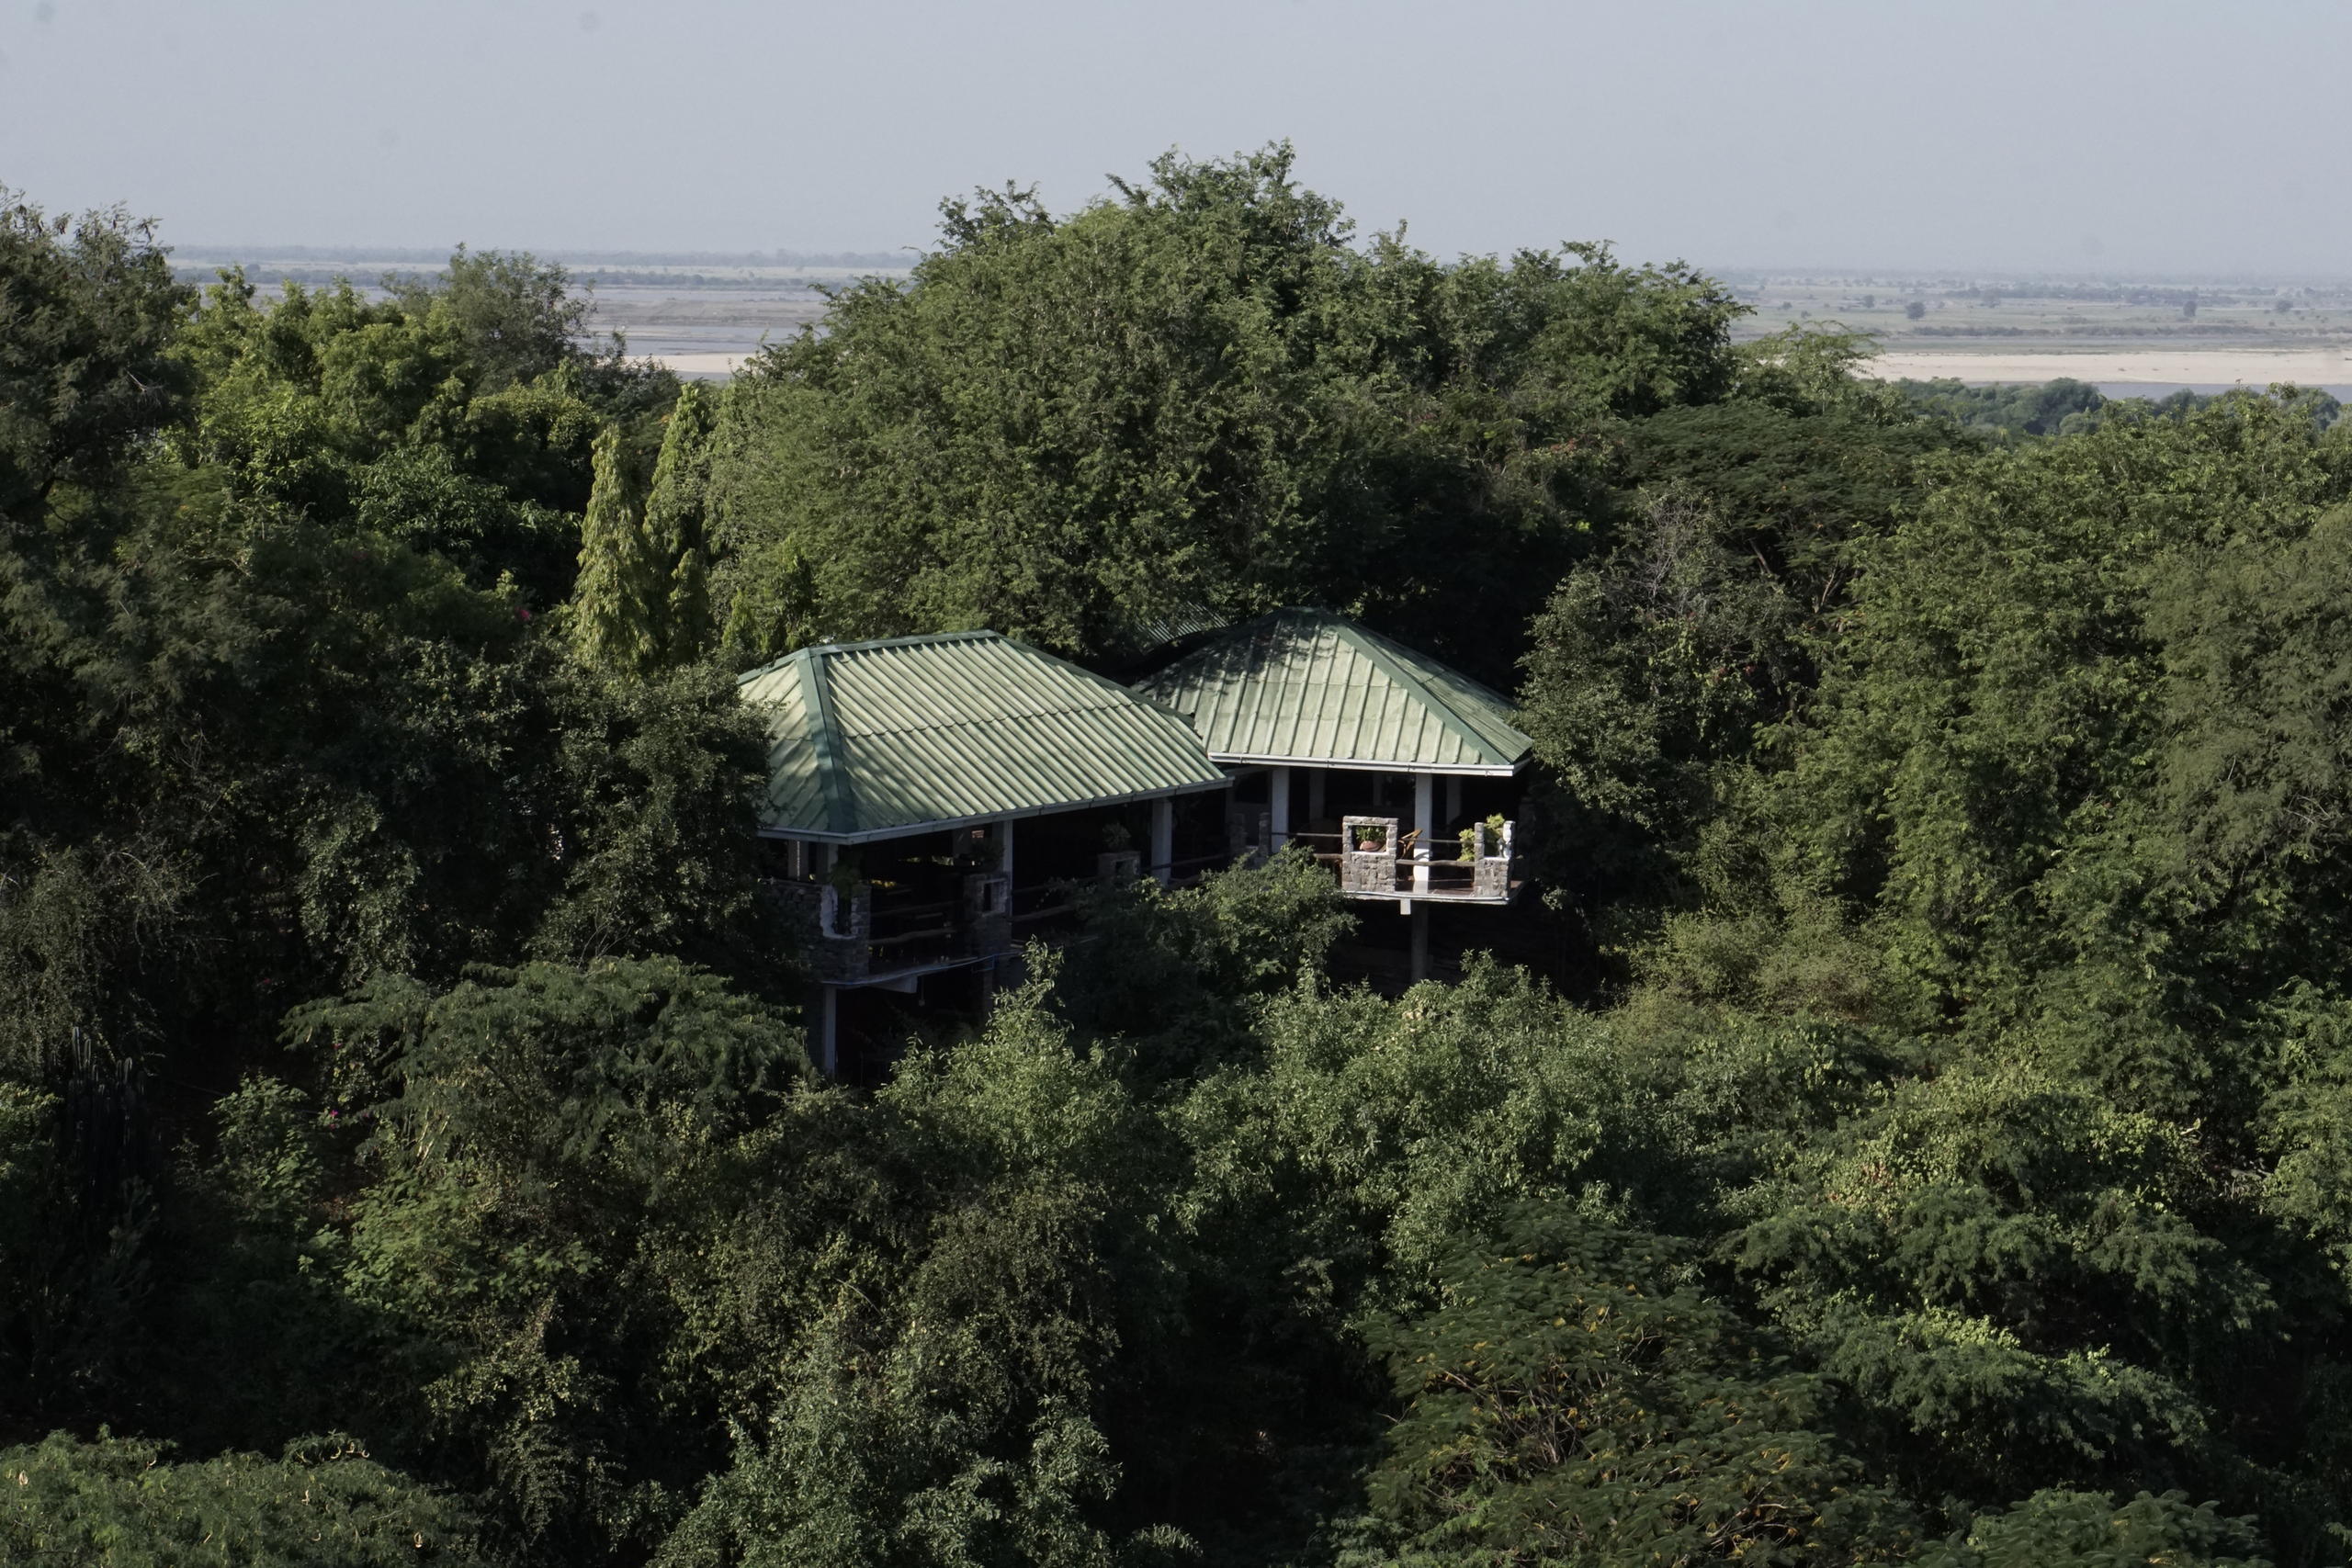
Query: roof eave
1208 751 1526 778
757 773 1234 845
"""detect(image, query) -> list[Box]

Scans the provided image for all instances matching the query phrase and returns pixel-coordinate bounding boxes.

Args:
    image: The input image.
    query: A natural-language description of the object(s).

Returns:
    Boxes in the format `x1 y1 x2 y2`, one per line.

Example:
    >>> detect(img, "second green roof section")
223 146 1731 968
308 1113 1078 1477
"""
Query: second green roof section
1133 609 1532 776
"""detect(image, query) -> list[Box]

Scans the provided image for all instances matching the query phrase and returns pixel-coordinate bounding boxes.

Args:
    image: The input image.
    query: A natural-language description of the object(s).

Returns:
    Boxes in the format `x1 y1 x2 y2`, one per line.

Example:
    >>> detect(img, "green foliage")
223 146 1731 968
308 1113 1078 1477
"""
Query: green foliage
0 1431 493 1566
644 382 718 666
1051 847 1354 1072
572 387 718 676
23 165 2352 1568
1362 1207 1917 1566
1731 1062 2262 1507
1899 376 2109 438
1515 380 1962 932
712 143 1743 678
0 505 774 1071
663 981 1190 1568
0 192 191 526
170 247 673 606
1743 394 2352 1082
388 245 589 394
570 423 661 673
0 212 772 1072
279 959 809 1559
1917 1489 2268 1568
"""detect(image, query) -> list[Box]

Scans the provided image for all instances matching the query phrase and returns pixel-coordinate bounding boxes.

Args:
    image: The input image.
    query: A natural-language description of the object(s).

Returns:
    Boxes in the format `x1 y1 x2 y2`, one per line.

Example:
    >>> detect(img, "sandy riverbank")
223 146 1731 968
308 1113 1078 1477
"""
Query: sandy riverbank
654 345 2352 388
1862 348 2352 387
650 352 755 378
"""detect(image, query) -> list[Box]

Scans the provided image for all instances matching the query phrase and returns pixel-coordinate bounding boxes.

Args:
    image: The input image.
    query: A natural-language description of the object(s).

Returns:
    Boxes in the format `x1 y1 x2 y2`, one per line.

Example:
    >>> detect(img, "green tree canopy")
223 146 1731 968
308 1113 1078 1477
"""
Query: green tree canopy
711 143 1745 679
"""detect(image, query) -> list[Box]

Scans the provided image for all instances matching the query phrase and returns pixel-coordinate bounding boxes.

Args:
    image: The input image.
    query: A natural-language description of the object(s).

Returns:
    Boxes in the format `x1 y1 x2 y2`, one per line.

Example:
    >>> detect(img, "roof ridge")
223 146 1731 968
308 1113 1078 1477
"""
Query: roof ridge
1318 617 1515 766
797 651 856 835
810 628 1000 657
731 646 811 687
733 630 1001 689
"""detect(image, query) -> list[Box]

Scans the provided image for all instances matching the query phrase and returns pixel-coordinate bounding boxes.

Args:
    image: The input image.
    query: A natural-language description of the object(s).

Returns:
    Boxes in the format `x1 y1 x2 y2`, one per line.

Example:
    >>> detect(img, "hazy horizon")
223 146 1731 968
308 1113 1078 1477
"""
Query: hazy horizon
7 0 2351 276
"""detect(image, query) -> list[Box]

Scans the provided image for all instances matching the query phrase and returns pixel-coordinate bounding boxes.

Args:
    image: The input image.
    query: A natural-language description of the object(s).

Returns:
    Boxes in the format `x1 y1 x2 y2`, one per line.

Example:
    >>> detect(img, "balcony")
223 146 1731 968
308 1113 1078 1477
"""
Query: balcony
1295 814 1518 906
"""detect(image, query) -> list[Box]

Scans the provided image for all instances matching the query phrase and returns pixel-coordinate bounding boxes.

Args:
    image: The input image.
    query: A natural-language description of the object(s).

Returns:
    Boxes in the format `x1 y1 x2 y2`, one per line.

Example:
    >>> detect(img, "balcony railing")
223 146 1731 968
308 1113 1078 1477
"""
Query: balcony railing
1295 814 1515 903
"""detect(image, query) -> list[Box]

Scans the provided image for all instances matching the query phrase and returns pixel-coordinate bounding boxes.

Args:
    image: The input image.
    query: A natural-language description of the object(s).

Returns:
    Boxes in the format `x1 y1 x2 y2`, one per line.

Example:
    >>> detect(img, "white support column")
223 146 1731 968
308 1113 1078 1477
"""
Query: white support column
1307 768 1327 824
1413 771 1434 895
1445 774 1462 825
1270 765 1292 850
1151 795 1174 886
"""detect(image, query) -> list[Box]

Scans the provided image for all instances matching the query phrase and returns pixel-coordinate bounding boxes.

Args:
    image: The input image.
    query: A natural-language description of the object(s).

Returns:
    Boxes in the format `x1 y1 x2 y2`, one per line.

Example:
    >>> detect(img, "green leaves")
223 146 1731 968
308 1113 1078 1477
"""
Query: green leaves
0 193 192 525
0 1431 494 1568
1363 1207 1917 1567
709 145 1745 679
571 389 718 679
1917 1489 2268 1568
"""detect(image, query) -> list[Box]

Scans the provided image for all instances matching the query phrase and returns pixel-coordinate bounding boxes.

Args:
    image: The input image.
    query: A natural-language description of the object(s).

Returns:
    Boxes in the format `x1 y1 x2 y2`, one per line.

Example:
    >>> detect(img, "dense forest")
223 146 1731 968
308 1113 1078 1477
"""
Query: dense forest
9 146 2352 1565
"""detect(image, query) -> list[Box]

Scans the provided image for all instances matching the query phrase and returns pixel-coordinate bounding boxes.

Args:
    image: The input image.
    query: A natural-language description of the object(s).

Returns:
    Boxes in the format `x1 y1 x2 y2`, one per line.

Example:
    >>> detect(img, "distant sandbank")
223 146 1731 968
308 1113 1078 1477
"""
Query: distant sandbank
652 346 2352 389
1862 348 2352 389
653 352 756 378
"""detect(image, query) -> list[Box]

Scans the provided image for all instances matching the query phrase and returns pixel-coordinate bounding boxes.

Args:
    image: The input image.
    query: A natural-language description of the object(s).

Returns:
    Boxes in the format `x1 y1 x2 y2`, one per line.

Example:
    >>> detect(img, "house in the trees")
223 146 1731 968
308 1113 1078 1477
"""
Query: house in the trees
1131 608 1533 977
738 630 1231 1073
739 614 1537 1072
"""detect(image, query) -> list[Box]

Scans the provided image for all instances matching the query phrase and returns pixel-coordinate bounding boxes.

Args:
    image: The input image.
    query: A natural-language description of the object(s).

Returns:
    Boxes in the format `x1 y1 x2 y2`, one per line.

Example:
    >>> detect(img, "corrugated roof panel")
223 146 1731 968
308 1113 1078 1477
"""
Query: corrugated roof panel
737 631 1228 840
1133 609 1532 773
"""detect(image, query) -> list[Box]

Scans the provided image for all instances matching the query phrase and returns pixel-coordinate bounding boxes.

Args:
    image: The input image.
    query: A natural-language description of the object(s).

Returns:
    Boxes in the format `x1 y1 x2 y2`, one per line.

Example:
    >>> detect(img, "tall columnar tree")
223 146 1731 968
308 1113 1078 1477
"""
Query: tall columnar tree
569 424 663 675
644 382 717 666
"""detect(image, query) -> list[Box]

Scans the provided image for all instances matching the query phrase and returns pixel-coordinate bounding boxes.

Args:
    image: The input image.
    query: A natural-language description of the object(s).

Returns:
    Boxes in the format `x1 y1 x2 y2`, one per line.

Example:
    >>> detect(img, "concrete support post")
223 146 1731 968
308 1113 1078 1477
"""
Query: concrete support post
1151 795 1174 886
1270 765 1291 849
815 986 839 1077
1413 772 1434 895
1410 904 1430 983
998 818 1014 884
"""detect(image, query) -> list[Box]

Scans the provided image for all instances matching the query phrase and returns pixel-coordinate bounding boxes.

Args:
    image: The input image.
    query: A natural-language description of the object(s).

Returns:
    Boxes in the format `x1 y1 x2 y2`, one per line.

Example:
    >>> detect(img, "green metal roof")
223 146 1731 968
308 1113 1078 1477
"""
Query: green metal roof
1133 609 1532 775
737 631 1230 841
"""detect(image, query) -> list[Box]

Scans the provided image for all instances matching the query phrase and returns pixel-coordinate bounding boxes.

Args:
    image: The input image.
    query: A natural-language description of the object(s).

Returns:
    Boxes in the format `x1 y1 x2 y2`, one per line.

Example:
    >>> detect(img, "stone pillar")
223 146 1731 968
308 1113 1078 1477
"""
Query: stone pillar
1151 795 1174 886
1340 816 1400 896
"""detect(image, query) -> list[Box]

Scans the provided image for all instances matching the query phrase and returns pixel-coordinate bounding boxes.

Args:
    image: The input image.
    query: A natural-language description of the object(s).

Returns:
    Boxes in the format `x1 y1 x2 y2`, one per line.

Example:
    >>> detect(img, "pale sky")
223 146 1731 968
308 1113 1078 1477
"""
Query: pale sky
3 0 2345 276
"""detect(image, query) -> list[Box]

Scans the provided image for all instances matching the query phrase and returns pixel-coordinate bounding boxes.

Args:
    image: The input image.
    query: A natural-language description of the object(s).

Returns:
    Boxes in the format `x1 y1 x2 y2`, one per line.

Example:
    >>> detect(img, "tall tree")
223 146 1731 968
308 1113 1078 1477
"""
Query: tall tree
644 382 717 666
709 144 1747 676
569 425 662 674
